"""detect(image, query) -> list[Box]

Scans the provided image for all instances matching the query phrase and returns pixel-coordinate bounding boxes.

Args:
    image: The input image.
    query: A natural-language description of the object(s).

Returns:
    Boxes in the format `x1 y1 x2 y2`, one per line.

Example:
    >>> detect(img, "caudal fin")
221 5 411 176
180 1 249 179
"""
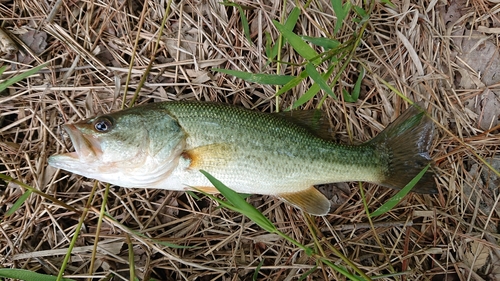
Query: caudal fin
368 103 437 194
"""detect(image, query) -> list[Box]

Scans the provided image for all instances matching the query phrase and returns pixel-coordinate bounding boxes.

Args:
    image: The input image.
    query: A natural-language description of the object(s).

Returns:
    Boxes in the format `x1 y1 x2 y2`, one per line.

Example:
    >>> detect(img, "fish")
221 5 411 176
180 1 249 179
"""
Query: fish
48 101 437 215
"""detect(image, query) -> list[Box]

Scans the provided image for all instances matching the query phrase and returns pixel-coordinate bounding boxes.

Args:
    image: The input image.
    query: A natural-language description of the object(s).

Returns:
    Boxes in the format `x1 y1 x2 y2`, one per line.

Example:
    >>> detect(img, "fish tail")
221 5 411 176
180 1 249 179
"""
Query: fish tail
368 103 437 194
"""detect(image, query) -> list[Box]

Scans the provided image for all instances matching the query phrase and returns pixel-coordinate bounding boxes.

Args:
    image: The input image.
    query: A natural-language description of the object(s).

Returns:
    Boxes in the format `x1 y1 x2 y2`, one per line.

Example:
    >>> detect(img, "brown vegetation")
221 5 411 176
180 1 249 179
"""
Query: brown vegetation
1 0 500 280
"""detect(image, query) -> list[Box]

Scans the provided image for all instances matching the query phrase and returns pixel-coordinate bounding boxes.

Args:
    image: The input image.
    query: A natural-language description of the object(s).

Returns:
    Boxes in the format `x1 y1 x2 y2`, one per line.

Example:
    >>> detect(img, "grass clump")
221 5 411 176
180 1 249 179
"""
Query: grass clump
214 0 377 110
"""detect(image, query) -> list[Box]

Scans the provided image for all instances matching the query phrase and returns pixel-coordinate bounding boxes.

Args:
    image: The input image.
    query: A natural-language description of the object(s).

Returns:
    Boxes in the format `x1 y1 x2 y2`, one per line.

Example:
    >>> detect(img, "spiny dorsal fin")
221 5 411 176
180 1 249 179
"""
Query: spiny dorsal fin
279 186 331 216
274 110 334 140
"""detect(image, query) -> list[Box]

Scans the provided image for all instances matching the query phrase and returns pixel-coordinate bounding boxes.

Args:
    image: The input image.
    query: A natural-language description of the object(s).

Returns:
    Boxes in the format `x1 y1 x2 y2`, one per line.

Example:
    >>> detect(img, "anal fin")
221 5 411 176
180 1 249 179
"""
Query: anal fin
279 187 331 216
188 186 220 194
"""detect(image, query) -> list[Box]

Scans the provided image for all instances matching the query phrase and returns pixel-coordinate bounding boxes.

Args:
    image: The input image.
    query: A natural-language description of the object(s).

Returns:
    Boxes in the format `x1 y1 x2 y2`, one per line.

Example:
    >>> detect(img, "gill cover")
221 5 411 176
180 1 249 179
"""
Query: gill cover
48 107 186 188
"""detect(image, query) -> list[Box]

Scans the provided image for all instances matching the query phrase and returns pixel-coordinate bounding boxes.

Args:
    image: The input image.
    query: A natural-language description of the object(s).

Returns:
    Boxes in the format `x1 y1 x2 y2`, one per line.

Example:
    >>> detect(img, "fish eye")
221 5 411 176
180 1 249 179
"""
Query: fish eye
93 117 113 132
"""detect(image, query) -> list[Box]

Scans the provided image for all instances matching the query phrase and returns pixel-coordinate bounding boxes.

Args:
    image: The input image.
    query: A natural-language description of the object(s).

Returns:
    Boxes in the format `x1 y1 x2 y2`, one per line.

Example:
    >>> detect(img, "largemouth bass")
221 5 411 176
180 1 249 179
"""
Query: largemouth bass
48 101 437 215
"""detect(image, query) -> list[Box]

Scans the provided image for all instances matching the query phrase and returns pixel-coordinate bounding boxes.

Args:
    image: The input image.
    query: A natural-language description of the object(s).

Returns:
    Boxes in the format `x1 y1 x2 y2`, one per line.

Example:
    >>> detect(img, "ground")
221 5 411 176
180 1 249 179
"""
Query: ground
1 0 500 280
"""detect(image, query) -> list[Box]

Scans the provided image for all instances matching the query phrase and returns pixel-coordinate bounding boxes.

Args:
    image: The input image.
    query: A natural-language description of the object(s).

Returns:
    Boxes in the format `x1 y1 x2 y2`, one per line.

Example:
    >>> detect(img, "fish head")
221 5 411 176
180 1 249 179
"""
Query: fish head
48 108 185 187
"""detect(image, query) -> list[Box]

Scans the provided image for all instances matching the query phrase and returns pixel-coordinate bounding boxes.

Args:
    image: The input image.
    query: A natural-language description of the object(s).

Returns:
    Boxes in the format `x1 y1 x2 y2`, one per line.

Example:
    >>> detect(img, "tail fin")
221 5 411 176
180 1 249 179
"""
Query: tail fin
368 103 437 194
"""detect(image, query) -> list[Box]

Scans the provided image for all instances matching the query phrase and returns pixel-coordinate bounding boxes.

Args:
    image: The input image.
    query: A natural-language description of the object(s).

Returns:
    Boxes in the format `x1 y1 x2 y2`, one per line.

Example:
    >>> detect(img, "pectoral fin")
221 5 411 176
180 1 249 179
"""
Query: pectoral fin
279 187 331 216
182 143 233 170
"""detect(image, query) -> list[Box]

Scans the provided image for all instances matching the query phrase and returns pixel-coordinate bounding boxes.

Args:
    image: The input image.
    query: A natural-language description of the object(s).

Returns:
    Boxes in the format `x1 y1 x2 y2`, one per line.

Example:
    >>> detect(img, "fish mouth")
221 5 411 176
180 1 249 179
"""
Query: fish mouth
48 124 102 168
61 124 102 161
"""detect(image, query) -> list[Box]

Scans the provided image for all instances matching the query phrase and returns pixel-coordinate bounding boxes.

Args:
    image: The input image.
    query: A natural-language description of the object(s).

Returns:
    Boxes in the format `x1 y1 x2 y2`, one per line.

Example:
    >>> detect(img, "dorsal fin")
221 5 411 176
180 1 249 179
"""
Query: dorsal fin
274 110 334 140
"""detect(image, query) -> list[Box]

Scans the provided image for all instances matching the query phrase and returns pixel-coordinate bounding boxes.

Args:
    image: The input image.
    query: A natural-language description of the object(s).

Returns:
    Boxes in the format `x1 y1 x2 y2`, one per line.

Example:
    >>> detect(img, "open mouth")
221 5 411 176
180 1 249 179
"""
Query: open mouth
62 124 101 161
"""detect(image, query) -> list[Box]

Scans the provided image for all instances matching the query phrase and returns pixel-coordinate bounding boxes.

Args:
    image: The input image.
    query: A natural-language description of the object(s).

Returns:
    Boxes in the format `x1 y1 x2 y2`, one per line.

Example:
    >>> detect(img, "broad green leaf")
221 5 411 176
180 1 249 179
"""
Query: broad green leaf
370 164 431 217
305 63 336 98
5 190 31 216
199 170 277 233
213 68 295 85
301 36 340 50
0 268 76 281
0 63 48 92
273 21 321 65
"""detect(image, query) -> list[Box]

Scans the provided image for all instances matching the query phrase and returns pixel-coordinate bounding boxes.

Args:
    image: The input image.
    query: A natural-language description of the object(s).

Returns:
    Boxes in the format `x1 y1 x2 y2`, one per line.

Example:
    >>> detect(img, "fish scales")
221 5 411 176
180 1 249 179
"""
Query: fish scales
48 101 437 215
158 102 385 190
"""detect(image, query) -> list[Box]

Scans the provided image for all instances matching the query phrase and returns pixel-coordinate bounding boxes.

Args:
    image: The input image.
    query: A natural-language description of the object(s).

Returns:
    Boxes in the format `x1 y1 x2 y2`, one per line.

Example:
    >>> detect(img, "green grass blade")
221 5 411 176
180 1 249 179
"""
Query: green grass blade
320 259 367 281
252 259 265 281
275 70 308 96
331 0 351 35
298 265 318 281
302 36 340 50
186 190 202 200
238 6 251 44
213 68 295 85
292 64 336 109
221 1 251 44
273 21 321 65
343 66 364 102
0 173 78 213
292 83 322 109
5 190 32 216
379 0 396 8
283 7 301 32
104 213 196 248
0 62 48 92
199 171 315 255
353 6 369 22
352 66 364 100
0 269 76 281
370 164 431 217
265 31 274 59
268 7 301 63
199 170 277 233
305 62 336 98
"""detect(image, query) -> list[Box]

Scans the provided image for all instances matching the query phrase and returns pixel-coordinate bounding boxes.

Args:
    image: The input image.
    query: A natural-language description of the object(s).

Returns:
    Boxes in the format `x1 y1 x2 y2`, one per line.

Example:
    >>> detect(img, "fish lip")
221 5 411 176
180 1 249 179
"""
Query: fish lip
62 124 101 161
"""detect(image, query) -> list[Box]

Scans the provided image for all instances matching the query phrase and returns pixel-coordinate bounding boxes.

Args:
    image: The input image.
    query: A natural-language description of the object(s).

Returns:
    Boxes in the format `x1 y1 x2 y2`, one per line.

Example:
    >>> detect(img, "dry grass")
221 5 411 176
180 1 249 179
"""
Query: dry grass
1 0 500 280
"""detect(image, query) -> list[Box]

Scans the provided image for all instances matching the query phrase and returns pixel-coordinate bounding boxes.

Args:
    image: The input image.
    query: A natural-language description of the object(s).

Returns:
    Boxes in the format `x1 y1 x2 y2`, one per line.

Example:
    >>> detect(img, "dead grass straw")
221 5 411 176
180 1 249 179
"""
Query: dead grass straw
1 0 500 280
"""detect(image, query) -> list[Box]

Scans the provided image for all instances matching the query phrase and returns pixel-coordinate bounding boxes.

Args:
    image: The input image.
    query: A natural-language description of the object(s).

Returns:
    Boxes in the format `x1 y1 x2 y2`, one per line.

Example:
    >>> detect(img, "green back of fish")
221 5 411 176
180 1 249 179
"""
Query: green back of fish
153 101 385 188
